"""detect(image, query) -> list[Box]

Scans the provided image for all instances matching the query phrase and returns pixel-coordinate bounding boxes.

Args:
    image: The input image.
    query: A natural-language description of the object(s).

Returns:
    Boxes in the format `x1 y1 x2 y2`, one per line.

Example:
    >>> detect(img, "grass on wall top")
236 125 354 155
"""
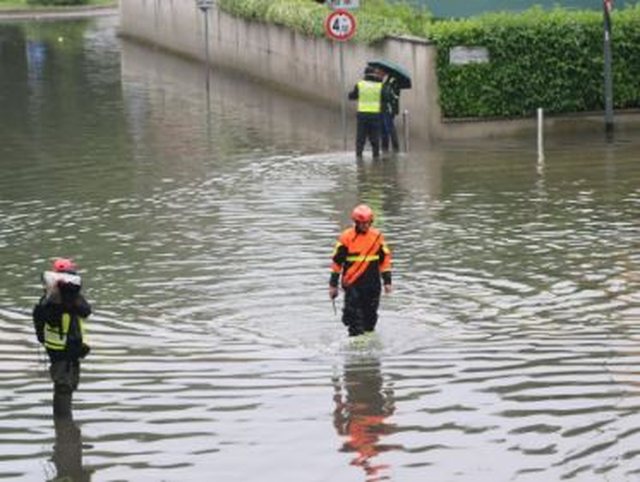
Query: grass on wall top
216 0 431 44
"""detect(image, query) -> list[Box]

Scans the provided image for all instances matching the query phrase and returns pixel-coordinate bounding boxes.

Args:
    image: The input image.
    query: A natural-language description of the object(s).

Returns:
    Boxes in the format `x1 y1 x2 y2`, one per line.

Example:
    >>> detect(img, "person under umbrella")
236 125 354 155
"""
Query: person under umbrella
367 59 412 154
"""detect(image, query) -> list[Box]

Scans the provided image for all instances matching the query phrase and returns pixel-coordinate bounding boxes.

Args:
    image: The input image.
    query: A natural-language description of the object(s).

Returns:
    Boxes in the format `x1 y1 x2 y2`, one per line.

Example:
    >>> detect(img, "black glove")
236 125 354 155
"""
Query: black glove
80 343 91 359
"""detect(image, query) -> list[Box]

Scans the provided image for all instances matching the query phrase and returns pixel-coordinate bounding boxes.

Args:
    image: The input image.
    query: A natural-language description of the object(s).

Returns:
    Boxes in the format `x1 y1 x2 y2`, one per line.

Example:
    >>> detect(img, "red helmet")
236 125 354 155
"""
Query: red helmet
52 258 77 273
351 204 374 223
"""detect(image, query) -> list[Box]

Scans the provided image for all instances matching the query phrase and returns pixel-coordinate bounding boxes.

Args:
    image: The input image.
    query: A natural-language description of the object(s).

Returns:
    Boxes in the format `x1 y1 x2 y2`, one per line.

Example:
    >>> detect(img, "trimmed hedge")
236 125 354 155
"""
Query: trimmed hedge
424 6 640 118
218 1 640 119
26 0 88 6
217 0 425 44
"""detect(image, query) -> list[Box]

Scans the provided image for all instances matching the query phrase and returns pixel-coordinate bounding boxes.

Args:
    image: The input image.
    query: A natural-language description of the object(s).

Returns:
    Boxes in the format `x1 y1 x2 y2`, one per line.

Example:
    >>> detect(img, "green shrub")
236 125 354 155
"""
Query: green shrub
27 0 89 6
424 5 640 118
217 0 415 43
360 0 432 36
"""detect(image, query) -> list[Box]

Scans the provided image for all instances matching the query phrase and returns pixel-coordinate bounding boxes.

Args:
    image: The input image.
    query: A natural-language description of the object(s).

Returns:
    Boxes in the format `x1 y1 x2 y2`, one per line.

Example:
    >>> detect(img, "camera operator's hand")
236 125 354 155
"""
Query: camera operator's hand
80 343 91 359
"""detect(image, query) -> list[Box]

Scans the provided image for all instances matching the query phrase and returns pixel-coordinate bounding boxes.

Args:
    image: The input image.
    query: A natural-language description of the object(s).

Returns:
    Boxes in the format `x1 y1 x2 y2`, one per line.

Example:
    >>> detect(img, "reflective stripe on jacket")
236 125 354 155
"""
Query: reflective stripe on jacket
44 313 86 351
331 227 391 288
357 80 382 114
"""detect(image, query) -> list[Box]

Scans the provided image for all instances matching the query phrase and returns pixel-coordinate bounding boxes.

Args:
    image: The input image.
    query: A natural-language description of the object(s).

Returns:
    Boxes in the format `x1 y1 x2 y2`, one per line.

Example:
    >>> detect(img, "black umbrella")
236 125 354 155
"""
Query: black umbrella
367 59 412 89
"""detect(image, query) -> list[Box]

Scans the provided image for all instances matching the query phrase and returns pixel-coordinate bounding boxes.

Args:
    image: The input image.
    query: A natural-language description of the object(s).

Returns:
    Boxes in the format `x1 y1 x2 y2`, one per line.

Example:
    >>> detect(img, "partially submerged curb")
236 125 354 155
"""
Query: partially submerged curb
0 3 117 20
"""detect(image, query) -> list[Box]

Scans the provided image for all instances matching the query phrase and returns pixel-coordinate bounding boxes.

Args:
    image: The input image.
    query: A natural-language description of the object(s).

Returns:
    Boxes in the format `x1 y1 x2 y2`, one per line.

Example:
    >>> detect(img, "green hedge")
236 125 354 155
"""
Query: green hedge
26 0 88 6
424 6 640 118
218 1 640 119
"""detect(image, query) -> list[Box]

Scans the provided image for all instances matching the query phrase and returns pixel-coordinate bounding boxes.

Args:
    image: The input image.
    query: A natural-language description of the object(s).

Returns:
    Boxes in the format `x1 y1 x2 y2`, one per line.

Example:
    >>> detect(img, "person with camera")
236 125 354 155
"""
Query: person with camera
33 258 92 420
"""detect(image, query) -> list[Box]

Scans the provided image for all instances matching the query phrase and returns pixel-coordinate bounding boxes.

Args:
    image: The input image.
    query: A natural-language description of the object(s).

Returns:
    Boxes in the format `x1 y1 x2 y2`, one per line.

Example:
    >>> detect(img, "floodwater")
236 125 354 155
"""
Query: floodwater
0 15 638 482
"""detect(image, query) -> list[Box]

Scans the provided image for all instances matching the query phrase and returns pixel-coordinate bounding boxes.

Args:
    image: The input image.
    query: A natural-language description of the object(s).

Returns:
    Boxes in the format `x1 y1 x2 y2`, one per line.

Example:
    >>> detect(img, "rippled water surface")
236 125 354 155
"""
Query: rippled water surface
1 16 639 482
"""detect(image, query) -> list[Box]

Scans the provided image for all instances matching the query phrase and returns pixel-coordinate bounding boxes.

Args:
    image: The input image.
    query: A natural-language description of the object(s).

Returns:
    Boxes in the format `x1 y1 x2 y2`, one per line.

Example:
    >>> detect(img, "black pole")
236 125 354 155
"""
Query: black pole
339 42 347 150
603 0 614 135
203 8 211 95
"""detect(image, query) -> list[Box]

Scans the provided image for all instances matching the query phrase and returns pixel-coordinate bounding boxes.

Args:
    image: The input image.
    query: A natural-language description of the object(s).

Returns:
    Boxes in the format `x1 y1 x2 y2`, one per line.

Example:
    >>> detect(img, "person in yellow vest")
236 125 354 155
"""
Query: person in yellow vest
33 258 92 420
348 66 386 160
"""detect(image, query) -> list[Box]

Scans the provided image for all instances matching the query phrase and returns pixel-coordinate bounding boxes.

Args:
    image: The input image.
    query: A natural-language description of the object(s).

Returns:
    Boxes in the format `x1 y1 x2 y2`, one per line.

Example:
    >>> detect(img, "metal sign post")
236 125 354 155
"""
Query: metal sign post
339 43 347 150
603 0 614 136
196 0 214 93
324 9 357 151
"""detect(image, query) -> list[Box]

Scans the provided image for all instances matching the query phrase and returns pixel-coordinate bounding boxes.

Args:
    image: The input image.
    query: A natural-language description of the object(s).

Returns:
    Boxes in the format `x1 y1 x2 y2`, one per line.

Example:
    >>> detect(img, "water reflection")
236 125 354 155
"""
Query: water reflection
120 39 350 157
50 419 91 482
332 356 399 481
355 158 404 224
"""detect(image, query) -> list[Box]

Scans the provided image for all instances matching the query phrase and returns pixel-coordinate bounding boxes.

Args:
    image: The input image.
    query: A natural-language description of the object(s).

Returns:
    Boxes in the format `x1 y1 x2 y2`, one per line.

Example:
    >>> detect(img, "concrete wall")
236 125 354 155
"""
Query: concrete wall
119 0 441 141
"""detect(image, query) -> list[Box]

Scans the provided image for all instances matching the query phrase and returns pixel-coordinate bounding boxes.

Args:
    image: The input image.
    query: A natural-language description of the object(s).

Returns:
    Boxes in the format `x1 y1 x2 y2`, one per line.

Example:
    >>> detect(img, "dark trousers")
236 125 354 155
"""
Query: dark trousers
381 112 399 152
342 285 381 337
356 113 381 158
50 358 80 419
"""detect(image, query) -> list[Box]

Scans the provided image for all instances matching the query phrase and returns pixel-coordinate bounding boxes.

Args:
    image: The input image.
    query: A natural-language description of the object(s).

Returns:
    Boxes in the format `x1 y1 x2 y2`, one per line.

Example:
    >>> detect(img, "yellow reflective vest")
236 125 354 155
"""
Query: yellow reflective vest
357 80 382 114
44 313 86 351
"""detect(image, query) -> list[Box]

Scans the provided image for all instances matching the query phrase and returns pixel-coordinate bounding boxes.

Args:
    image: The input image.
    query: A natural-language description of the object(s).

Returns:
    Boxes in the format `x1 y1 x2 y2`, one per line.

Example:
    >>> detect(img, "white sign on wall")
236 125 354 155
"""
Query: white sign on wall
196 0 214 10
327 0 359 10
449 46 490 65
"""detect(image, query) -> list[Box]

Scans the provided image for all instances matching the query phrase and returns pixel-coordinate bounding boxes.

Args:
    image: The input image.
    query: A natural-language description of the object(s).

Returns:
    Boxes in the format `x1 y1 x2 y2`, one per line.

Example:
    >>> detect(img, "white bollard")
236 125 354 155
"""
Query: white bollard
402 109 410 152
537 107 544 162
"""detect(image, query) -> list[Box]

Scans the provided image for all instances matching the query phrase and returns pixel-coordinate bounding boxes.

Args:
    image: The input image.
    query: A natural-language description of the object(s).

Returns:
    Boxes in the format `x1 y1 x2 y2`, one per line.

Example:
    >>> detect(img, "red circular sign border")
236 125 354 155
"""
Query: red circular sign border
324 9 357 42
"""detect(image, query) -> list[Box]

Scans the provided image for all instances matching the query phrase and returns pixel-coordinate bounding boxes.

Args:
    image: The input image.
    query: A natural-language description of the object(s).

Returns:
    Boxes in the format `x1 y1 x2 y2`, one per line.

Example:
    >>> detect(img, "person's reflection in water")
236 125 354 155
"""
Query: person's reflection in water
355 156 404 224
332 357 398 481
51 418 92 481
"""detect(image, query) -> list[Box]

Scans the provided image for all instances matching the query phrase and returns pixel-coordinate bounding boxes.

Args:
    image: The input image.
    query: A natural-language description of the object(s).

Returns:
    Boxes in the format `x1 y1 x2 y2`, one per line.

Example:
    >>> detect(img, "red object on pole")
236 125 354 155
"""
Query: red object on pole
324 9 357 42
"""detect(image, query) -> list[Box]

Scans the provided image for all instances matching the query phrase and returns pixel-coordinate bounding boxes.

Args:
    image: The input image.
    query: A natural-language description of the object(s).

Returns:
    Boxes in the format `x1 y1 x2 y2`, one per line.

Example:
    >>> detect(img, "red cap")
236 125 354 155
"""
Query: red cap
52 258 77 273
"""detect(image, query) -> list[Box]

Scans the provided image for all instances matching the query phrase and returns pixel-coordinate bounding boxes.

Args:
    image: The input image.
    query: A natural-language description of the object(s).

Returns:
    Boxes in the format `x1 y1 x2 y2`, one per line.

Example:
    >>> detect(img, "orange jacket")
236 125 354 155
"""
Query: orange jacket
330 226 392 289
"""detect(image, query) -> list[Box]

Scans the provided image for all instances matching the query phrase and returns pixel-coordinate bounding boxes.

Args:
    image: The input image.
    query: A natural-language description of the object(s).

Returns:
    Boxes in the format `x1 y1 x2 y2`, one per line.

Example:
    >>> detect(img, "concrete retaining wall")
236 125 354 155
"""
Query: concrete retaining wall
119 0 638 141
119 0 442 141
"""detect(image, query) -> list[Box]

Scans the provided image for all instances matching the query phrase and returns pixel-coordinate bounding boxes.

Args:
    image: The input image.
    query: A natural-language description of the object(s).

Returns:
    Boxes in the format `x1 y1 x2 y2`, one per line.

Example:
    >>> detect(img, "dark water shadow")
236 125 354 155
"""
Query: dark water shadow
50 419 92 482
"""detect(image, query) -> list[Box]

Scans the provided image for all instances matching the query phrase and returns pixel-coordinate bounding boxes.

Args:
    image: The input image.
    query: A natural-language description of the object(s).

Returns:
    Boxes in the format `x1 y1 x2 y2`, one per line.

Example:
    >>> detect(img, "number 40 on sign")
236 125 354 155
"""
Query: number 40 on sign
324 9 357 41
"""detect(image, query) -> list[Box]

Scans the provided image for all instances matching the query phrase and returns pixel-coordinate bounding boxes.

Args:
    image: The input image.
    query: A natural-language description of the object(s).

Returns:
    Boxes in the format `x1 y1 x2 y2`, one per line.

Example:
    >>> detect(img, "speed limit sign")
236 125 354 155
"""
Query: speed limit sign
324 9 357 42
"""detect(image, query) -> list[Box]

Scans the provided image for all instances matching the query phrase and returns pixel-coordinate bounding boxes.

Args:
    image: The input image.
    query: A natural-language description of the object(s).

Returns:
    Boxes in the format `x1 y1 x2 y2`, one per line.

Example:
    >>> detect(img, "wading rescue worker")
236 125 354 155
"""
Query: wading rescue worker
329 204 392 336
348 66 386 160
33 258 92 420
